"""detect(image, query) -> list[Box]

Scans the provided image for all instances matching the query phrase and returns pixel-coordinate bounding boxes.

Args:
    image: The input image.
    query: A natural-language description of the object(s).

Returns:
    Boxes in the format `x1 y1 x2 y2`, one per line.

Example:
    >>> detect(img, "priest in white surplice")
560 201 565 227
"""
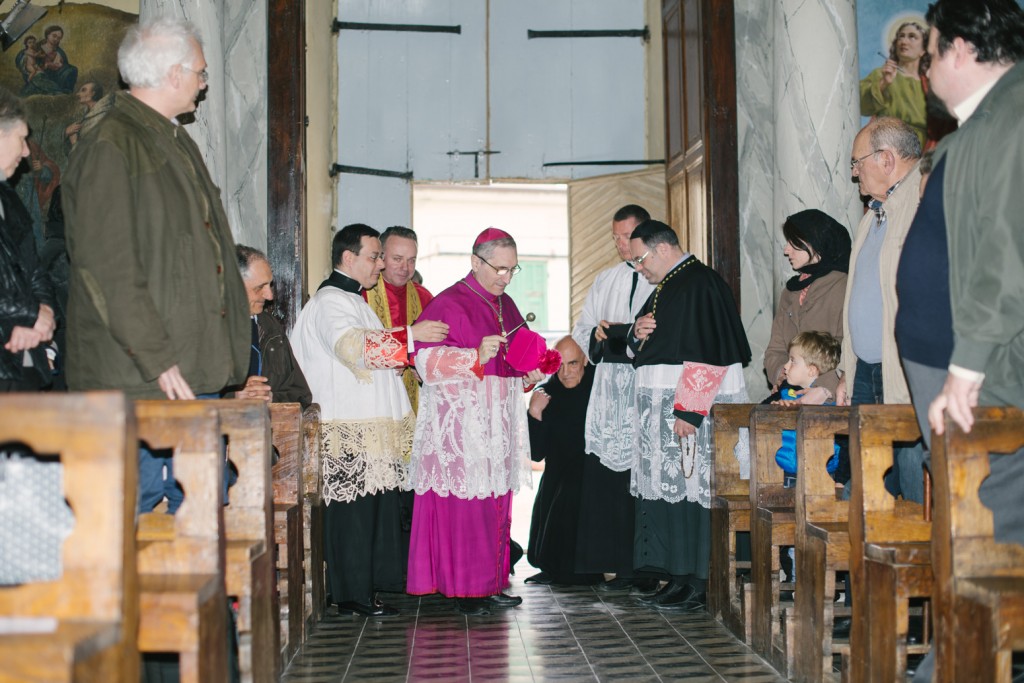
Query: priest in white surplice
570 204 655 590
290 223 448 618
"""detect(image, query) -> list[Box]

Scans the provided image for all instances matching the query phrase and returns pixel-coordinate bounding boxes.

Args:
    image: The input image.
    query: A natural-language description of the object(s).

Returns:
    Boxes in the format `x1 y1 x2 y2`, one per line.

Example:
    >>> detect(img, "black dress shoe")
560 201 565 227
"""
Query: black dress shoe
630 578 661 594
653 584 696 608
524 572 553 585
457 598 491 615
485 593 523 608
832 617 852 638
656 589 706 612
337 600 400 618
639 579 687 605
596 577 634 592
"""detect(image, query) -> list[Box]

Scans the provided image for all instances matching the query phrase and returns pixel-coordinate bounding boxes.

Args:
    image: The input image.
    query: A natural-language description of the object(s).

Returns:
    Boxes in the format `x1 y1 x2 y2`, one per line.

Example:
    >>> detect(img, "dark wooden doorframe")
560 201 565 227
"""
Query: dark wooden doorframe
662 0 740 307
267 0 306 329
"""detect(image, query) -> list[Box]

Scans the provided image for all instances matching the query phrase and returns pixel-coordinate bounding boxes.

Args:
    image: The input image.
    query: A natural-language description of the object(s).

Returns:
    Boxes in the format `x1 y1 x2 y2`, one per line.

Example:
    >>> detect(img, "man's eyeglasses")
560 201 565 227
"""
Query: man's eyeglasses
632 250 651 267
850 149 883 171
478 255 522 277
182 66 209 83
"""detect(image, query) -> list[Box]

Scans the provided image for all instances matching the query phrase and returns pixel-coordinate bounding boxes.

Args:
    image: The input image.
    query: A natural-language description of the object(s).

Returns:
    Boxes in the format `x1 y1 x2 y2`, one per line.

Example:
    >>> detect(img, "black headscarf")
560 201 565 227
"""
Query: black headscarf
782 209 852 292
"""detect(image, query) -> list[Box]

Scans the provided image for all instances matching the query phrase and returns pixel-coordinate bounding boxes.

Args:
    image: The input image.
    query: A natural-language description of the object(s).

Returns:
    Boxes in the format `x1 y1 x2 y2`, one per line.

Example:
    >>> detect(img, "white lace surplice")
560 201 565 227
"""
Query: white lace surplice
409 346 533 500
631 363 748 507
288 286 415 504
571 262 655 471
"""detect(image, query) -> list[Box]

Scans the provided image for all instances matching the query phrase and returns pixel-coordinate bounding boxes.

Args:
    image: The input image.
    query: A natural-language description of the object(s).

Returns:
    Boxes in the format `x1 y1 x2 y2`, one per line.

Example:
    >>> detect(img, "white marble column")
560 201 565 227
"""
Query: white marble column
735 0 861 399
140 0 268 250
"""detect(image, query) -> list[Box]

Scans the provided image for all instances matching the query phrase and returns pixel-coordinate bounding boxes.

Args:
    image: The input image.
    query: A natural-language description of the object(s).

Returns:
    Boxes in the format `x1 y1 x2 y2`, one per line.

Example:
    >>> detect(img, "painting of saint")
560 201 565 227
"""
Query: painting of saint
19 26 78 96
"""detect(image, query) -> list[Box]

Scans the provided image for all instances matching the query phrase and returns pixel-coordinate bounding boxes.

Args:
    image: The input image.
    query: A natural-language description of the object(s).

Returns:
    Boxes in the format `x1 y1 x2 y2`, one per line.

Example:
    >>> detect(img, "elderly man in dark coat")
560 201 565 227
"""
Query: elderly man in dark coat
525 336 602 586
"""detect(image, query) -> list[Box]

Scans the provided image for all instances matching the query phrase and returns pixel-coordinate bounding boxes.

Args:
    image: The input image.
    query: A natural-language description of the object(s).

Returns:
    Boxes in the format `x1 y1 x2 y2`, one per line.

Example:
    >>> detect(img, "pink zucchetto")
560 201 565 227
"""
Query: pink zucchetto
473 227 513 248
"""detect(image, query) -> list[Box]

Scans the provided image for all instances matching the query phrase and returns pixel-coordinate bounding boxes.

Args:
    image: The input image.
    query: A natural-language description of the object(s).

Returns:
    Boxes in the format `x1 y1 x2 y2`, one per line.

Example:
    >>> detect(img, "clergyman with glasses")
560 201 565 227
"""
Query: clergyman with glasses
406 227 546 615
627 219 751 613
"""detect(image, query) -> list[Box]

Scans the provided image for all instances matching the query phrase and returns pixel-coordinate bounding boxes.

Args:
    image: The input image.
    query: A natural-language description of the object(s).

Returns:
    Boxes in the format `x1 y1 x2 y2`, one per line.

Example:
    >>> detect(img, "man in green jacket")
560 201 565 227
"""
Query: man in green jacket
62 17 250 512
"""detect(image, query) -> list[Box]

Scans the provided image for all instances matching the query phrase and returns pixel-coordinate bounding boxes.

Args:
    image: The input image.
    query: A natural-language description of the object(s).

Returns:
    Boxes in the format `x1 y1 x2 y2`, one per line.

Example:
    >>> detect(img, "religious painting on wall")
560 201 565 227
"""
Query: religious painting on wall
856 0 956 150
0 3 137 247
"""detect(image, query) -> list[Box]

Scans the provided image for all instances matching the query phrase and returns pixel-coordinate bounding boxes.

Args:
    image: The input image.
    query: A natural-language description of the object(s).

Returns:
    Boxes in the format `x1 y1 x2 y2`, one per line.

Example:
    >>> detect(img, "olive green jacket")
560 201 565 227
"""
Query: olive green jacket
63 92 250 398
938 62 1024 410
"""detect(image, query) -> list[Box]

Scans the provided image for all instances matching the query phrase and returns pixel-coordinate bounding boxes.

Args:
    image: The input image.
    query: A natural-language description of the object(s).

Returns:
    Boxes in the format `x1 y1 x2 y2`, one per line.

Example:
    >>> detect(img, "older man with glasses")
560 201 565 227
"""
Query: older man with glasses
406 227 546 615
837 116 925 503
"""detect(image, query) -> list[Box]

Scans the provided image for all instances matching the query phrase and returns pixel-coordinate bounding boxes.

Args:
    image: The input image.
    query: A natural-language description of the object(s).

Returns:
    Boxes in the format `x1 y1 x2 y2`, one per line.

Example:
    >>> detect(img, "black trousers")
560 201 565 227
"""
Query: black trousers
324 488 405 604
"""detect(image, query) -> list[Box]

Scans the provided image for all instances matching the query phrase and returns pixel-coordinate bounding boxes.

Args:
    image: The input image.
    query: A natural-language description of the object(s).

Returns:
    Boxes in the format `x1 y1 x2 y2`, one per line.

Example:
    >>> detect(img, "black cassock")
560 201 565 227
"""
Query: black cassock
526 364 601 585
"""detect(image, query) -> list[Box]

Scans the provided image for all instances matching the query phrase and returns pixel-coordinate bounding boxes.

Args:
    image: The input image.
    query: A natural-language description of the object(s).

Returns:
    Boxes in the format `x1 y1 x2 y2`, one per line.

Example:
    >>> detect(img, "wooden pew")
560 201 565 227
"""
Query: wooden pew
709 403 757 642
301 404 326 629
845 404 931 683
749 404 798 672
218 401 279 683
931 407 1024 683
0 392 139 683
791 406 850 683
270 402 305 663
134 401 228 683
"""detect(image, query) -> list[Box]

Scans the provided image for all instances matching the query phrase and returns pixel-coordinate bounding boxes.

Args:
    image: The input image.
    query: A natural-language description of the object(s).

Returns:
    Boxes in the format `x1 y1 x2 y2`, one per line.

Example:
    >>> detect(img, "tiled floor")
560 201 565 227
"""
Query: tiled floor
282 582 788 682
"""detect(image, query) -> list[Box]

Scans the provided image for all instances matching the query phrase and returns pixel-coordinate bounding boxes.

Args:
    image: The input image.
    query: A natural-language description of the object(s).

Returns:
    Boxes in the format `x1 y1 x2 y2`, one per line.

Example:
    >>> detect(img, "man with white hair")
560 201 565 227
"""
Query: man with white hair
62 18 250 513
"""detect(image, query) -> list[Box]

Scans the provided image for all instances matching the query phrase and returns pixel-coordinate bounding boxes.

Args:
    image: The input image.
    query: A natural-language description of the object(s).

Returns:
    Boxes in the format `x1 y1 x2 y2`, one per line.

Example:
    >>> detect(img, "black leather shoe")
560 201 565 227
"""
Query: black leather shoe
485 593 523 608
596 577 634 592
337 600 400 618
656 589 706 612
457 598 490 615
653 584 696 608
832 617 852 638
630 578 661 594
524 572 552 585
638 579 687 605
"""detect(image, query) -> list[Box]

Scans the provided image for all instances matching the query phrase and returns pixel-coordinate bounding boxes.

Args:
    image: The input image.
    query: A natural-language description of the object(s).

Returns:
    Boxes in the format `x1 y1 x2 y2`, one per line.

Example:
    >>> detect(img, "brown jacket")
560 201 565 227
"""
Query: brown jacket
63 92 250 398
764 270 846 395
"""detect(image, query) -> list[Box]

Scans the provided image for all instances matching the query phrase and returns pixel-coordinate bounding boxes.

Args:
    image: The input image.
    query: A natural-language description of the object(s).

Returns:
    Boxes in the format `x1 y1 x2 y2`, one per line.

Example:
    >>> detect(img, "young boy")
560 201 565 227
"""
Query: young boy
773 331 842 405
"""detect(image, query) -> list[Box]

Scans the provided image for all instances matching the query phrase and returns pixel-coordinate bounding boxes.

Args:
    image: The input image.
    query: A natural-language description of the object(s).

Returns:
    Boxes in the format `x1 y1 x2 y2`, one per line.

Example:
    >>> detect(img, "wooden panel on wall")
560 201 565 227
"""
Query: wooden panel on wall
661 0 740 308
267 0 306 328
567 167 667 326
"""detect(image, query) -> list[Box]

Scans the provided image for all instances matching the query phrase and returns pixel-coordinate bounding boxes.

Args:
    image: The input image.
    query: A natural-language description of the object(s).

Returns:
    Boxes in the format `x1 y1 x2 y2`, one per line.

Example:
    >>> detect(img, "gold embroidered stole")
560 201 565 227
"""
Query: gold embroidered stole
366 274 424 412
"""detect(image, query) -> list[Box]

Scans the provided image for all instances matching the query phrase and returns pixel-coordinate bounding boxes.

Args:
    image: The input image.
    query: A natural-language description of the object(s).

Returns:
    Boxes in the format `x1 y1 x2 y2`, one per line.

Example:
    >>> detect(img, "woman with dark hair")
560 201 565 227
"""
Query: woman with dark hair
763 209 851 404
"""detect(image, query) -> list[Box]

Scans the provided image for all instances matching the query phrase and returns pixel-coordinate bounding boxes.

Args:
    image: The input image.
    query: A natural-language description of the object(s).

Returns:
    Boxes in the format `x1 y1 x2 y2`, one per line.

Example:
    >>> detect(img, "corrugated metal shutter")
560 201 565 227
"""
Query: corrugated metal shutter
566 167 667 326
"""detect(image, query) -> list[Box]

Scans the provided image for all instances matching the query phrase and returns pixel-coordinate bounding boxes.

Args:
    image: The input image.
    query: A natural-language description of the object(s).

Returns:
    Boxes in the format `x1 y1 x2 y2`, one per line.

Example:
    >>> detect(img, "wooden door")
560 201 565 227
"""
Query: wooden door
662 0 740 306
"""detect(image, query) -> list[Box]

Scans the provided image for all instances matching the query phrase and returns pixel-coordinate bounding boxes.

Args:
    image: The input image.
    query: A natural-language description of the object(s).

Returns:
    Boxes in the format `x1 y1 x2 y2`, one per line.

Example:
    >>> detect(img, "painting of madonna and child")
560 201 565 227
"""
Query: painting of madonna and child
0 3 137 249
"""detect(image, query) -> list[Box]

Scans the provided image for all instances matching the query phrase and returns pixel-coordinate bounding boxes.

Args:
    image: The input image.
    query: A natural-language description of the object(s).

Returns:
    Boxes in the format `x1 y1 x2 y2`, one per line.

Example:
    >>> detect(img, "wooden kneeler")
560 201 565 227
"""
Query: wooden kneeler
218 401 279 683
845 404 931 683
749 404 798 672
0 392 139 683
931 408 1024 683
709 403 757 642
791 406 850 683
300 404 325 629
270 402 305 663
134 401 228 683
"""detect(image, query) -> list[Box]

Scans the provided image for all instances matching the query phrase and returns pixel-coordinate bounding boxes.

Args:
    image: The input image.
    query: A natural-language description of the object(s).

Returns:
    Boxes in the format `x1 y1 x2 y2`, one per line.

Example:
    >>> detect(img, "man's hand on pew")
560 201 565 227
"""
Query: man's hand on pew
929 372 982 435
158 364 196 400
237 375 273 402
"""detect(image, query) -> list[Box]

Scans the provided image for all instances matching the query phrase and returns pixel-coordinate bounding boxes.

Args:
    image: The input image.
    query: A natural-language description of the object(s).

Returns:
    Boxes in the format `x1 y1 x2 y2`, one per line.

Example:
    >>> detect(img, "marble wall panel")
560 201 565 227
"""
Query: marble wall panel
141 0 267 249
736 0 861 399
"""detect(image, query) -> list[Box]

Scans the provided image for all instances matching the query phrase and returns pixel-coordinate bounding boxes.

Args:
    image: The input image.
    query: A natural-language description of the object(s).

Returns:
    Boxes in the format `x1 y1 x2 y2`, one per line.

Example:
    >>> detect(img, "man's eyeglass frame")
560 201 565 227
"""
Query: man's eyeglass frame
477 254 522 277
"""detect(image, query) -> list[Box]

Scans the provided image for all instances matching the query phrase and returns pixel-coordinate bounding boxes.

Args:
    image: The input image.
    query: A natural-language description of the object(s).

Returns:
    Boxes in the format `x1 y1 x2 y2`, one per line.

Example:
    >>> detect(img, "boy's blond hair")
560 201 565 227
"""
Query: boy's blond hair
789 331 841 376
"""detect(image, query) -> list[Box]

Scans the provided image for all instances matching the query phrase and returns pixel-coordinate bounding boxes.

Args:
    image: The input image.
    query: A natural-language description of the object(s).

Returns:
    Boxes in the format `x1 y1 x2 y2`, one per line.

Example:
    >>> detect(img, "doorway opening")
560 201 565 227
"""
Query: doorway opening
411 182 570 343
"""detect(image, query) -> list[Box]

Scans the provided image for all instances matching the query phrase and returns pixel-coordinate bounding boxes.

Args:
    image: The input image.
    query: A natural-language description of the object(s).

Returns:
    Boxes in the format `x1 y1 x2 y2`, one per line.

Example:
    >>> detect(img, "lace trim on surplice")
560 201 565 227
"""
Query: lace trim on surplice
409 350 531 499
333 327 409 384
321 412 415 504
